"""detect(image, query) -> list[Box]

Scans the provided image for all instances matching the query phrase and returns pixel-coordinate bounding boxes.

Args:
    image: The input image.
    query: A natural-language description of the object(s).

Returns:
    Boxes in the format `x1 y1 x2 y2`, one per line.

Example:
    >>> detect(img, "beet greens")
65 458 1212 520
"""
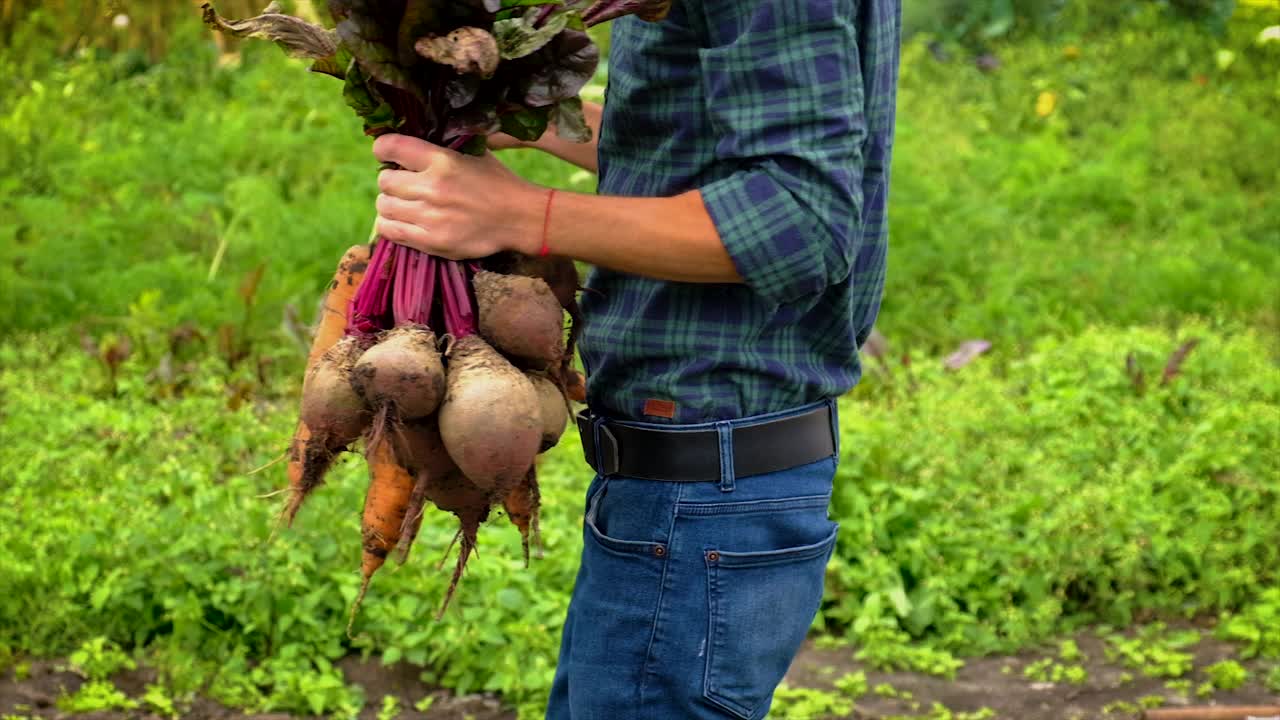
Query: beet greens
204 0 667 338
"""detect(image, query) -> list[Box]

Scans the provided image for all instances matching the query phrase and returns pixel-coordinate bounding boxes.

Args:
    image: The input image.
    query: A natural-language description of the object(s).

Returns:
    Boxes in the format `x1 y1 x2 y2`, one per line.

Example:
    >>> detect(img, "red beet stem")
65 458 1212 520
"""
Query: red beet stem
440 260 476 338
393 243 411 324
350 237 396 335
417 254 437 326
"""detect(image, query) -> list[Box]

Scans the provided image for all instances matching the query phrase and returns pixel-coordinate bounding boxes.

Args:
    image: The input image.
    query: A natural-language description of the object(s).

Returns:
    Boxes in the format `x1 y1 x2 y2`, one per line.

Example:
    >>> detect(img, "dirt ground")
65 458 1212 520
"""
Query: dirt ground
784 626 1279 720
2 625 1276 719
0 657 509 720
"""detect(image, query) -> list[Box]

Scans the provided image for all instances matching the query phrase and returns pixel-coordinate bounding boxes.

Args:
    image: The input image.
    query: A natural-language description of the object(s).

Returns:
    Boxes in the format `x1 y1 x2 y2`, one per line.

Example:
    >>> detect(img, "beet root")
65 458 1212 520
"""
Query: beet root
350 324 445 421
528 372 568 452
481 252 580 311
287 334 371 526
423 469 492 618
473 270 565 370
438 334 542 497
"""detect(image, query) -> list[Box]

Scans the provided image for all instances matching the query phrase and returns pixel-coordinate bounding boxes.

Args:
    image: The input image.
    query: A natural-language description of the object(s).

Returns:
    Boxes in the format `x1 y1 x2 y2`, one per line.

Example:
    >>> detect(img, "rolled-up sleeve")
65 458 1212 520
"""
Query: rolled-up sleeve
696 0 866 306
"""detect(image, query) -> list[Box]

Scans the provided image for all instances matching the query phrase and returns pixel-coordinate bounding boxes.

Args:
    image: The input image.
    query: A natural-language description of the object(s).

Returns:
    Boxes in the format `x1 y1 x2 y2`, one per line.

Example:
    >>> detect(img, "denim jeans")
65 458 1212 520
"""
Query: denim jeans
546 400 841 720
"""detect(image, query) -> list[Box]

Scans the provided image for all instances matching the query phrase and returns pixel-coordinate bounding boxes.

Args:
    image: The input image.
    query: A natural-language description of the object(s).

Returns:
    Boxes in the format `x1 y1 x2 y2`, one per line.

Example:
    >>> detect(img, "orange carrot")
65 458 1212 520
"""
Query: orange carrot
564 368 586 404
502 466 542 567
283 243 371 526
348 432 416 634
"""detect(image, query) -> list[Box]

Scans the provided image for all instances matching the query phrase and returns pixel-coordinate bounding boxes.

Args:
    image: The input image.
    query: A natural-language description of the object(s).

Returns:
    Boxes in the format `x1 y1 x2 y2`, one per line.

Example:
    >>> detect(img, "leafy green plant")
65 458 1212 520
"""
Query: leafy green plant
1164 679 1192 695
56 681 139 713
1265 664 1280 693
143 684 180 719
1203 660 1248 690
906 0 1239 47
768 684 854 719
1023 658 1088 685
834 671 869 699
1058 639 1083 663
1216 587 1280 658
67 637 136 680
1139 694 1166 709
1105 626 1198 679
376 694 401 720
1 6 1277 718
885 704 996 720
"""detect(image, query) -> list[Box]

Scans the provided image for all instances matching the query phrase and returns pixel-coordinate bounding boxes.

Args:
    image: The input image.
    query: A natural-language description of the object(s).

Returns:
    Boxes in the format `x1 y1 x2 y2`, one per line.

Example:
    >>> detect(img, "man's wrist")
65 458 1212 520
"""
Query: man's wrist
508 184 555 257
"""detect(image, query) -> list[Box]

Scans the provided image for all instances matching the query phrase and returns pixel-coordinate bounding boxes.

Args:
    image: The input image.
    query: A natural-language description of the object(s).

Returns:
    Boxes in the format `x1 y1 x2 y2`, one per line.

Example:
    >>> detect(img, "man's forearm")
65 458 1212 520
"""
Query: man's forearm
515 187 744 285
370 131 742 284
527 101 603 173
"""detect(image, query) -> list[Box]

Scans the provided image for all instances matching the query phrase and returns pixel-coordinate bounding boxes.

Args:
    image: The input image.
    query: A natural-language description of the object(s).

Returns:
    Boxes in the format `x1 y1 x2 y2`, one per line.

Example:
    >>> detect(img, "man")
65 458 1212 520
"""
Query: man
370 0 900 716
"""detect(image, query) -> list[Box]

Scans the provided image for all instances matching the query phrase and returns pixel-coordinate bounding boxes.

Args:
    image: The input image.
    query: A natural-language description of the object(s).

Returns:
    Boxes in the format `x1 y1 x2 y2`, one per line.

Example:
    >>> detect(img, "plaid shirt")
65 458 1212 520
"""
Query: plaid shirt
579 0 901 424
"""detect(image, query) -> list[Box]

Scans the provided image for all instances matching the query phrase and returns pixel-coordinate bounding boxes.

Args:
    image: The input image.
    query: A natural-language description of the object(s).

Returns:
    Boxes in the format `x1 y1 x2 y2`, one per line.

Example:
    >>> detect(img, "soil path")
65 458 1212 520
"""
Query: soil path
783 626 1278 719
2 625 1275 719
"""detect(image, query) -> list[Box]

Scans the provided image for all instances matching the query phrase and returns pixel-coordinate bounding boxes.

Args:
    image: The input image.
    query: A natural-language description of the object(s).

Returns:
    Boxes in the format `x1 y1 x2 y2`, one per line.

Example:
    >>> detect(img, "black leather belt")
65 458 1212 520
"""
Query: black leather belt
576 403 837 482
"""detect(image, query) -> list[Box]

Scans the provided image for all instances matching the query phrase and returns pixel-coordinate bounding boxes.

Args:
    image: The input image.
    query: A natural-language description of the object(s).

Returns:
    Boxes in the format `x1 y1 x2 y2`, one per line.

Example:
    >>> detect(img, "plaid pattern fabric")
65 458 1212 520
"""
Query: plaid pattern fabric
579 0 901 424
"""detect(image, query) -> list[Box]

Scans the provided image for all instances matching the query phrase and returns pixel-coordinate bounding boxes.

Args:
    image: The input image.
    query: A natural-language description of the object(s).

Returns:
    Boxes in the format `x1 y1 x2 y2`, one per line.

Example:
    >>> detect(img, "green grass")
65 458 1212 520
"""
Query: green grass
3 321 1274 717
1 5 1278 719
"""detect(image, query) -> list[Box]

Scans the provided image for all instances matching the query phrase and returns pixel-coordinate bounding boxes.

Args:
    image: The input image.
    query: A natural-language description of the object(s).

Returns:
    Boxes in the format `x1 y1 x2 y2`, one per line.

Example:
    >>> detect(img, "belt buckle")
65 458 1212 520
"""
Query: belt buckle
576 410 621 476
596 424 620 476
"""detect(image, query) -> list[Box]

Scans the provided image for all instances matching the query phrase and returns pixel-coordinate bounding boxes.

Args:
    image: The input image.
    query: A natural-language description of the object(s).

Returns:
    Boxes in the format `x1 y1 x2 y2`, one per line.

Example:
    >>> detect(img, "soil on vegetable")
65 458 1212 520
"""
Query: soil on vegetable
2 622 1274 719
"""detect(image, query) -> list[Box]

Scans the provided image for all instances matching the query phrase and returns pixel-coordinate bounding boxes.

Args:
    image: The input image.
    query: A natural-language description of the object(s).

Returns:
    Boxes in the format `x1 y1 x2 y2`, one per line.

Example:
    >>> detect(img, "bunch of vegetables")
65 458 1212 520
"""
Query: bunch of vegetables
202 0 669 626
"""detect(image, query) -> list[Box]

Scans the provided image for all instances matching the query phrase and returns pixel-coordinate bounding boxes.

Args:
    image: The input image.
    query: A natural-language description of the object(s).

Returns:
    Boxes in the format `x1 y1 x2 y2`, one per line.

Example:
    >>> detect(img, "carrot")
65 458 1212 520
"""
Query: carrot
388 418 457 563
564 368 587 404
309 244 373 367
284 243 371 525
348 432 416 635
502 466 542 567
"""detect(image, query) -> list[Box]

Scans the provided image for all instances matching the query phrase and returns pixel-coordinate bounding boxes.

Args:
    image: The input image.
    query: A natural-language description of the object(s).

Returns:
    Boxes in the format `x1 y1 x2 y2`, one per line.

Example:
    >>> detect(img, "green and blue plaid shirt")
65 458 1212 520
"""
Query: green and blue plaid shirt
579 0 901 424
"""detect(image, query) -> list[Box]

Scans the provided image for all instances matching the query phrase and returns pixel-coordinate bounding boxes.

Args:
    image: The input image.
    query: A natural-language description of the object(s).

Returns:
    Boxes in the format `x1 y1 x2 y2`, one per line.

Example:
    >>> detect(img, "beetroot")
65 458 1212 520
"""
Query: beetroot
438 334 541 496
351 324 445 420
474 270 565 370
286 334 372 525
424 468 492 618
528 372 569 452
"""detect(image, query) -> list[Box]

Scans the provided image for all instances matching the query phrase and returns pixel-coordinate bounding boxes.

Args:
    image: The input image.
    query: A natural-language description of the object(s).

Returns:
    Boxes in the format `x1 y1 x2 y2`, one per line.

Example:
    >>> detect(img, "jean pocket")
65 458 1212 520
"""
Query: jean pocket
702 525 838 719
584 479 671 558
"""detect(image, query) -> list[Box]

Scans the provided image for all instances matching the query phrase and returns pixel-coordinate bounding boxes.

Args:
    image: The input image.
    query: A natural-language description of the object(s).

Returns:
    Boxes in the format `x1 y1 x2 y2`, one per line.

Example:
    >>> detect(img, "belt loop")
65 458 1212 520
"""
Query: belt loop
826 397 841 460
716 421 735 492
592 414 608 478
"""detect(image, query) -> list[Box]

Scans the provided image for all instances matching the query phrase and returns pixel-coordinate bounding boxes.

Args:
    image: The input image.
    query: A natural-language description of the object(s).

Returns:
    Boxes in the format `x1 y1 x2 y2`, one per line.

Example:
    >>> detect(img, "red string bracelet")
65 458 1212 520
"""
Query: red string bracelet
539 188 555 257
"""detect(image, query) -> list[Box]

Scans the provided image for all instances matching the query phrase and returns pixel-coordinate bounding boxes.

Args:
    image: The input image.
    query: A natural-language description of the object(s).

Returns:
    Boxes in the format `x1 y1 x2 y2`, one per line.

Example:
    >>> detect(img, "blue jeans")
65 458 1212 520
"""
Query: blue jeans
546 400 841 720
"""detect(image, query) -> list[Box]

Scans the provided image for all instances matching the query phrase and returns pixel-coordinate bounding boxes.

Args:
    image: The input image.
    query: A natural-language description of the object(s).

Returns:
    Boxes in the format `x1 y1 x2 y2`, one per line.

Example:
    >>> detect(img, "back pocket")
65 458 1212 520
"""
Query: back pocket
702 525 838 719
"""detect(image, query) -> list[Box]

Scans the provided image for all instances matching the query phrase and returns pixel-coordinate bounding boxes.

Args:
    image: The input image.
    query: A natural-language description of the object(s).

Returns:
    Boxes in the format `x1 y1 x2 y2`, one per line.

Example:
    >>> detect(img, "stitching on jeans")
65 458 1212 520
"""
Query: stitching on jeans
676 494 831 516
637 481 683 706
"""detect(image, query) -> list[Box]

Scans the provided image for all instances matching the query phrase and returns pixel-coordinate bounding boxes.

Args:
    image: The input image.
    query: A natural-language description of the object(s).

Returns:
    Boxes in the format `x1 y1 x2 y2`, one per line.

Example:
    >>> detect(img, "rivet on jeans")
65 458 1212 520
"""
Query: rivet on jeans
707 551 720 562
653 545 666 557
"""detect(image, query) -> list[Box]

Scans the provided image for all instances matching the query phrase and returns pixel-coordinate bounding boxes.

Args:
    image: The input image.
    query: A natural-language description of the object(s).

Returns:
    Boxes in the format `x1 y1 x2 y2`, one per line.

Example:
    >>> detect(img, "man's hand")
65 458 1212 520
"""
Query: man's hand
372 134 544 260
369 131 742 285
486 132 528 152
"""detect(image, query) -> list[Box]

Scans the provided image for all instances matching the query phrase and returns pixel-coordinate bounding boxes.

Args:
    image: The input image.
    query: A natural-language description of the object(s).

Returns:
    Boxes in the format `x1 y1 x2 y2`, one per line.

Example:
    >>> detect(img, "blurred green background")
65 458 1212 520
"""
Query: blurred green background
1 1 1277 718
